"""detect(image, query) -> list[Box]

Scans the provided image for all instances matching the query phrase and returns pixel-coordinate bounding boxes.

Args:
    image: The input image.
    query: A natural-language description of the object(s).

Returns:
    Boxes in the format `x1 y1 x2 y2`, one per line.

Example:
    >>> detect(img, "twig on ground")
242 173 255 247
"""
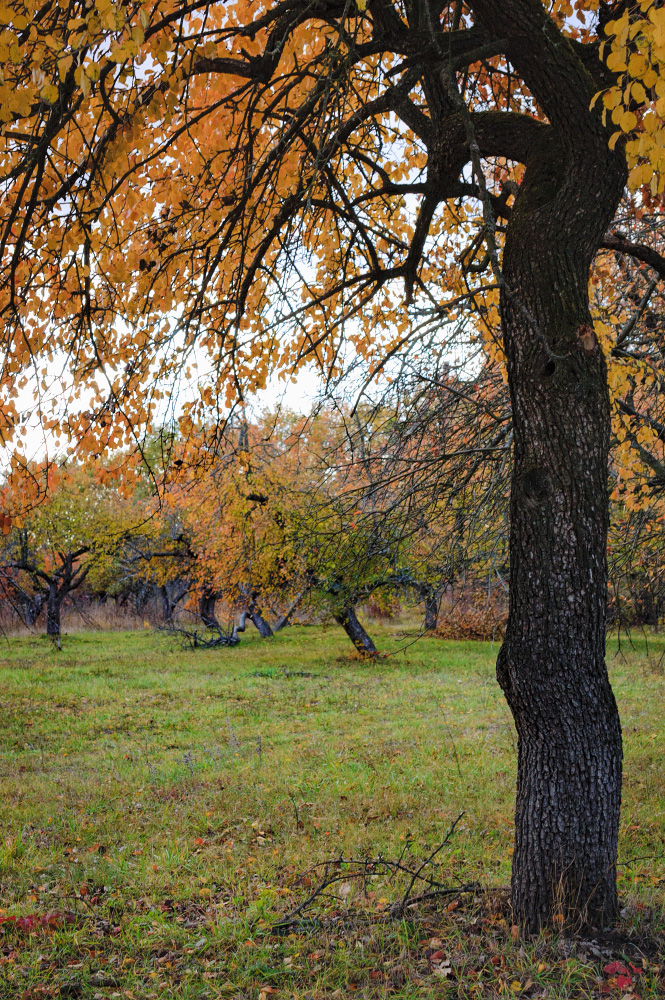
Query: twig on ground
272 813 473 931
392 812 465 917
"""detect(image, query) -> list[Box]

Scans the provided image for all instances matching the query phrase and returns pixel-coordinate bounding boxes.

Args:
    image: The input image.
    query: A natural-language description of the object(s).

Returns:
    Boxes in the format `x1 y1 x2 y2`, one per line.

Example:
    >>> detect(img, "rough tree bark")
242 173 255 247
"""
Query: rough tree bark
334 605 378 656
476 3 628 929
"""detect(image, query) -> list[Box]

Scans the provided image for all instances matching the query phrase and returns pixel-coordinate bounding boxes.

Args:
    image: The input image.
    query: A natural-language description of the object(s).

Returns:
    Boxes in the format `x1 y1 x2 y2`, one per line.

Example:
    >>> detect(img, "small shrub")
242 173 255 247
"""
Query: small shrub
435 588 507 641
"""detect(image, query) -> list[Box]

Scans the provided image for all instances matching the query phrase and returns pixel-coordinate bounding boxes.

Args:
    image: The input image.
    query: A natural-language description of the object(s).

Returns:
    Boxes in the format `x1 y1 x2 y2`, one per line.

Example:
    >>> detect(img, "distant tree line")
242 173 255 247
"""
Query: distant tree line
0 382 661 648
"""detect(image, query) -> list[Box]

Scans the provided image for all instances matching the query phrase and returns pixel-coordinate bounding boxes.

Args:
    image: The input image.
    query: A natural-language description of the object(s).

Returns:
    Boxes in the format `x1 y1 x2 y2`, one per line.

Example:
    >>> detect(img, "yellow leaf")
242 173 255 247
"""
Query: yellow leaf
356 0 367 9
628 52 648 77
606 51 627 73
58 54 73 81
629 162 652 190
650 8 665 50
619 110 637 132
40 83 58 103
602 89 622 110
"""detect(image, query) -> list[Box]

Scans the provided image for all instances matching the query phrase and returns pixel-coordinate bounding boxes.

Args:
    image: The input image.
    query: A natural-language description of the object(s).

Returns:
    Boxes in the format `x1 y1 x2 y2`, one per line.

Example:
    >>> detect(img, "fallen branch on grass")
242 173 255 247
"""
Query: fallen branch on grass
160 621 240 648
272 813 482 931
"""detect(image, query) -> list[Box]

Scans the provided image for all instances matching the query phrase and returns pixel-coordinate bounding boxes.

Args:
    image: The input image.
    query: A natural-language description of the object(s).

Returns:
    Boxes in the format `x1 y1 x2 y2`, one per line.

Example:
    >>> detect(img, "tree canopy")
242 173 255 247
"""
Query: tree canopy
0 0 659 473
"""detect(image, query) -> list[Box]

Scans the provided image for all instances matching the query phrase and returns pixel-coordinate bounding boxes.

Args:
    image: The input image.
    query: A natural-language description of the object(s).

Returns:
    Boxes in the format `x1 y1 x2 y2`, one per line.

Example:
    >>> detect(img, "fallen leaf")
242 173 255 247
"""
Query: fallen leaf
604 962 630 977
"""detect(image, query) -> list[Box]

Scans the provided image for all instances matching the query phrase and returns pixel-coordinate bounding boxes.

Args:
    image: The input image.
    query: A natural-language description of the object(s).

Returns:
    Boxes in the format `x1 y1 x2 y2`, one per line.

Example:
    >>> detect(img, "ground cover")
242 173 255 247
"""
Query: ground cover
0 623 663 999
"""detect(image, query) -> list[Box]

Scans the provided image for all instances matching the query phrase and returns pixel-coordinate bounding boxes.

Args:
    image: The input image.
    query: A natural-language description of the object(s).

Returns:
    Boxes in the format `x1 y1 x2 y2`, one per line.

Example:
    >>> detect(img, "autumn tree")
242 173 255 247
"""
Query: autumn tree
0 465 138 636
165 413 317 637
166 410 404 653
4 0 665 929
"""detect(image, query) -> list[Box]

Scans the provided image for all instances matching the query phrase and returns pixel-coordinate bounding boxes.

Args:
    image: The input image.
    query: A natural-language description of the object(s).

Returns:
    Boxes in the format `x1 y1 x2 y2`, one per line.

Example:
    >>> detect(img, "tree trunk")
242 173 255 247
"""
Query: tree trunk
46 582 61 636
161 581 188 622
24 593 44 627
199 590 218 627
273 588 307 632
424 590 439 631
134 582 150 614
160 585 171 621
334 605 378 656
496 121 626 929
632 585 659 627
248 604 274 638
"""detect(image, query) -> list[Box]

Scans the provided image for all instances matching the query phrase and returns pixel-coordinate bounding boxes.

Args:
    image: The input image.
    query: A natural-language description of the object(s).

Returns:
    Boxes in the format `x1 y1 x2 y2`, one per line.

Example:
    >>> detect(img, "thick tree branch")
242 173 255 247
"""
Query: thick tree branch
601 234 665 280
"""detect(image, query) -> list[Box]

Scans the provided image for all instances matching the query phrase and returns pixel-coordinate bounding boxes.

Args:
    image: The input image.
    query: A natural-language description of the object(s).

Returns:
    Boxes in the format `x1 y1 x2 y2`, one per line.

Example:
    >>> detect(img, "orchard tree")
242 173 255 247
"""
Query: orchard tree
1 464 138 636
3 0 665 929
165 414 317 636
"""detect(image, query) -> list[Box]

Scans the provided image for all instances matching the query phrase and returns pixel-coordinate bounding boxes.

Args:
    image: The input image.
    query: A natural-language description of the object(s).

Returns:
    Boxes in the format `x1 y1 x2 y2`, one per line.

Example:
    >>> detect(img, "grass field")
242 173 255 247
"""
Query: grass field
0 622 663 999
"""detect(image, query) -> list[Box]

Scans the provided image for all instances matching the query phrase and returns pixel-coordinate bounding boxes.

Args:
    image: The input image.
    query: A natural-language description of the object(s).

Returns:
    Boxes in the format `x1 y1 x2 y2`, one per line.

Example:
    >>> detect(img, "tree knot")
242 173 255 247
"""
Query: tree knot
521 466 552 506
577 324 597 354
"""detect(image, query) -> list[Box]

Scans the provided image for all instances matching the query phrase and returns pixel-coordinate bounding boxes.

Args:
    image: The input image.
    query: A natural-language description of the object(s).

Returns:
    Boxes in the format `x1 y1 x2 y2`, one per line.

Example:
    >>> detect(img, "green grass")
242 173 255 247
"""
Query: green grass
0 622 663 999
